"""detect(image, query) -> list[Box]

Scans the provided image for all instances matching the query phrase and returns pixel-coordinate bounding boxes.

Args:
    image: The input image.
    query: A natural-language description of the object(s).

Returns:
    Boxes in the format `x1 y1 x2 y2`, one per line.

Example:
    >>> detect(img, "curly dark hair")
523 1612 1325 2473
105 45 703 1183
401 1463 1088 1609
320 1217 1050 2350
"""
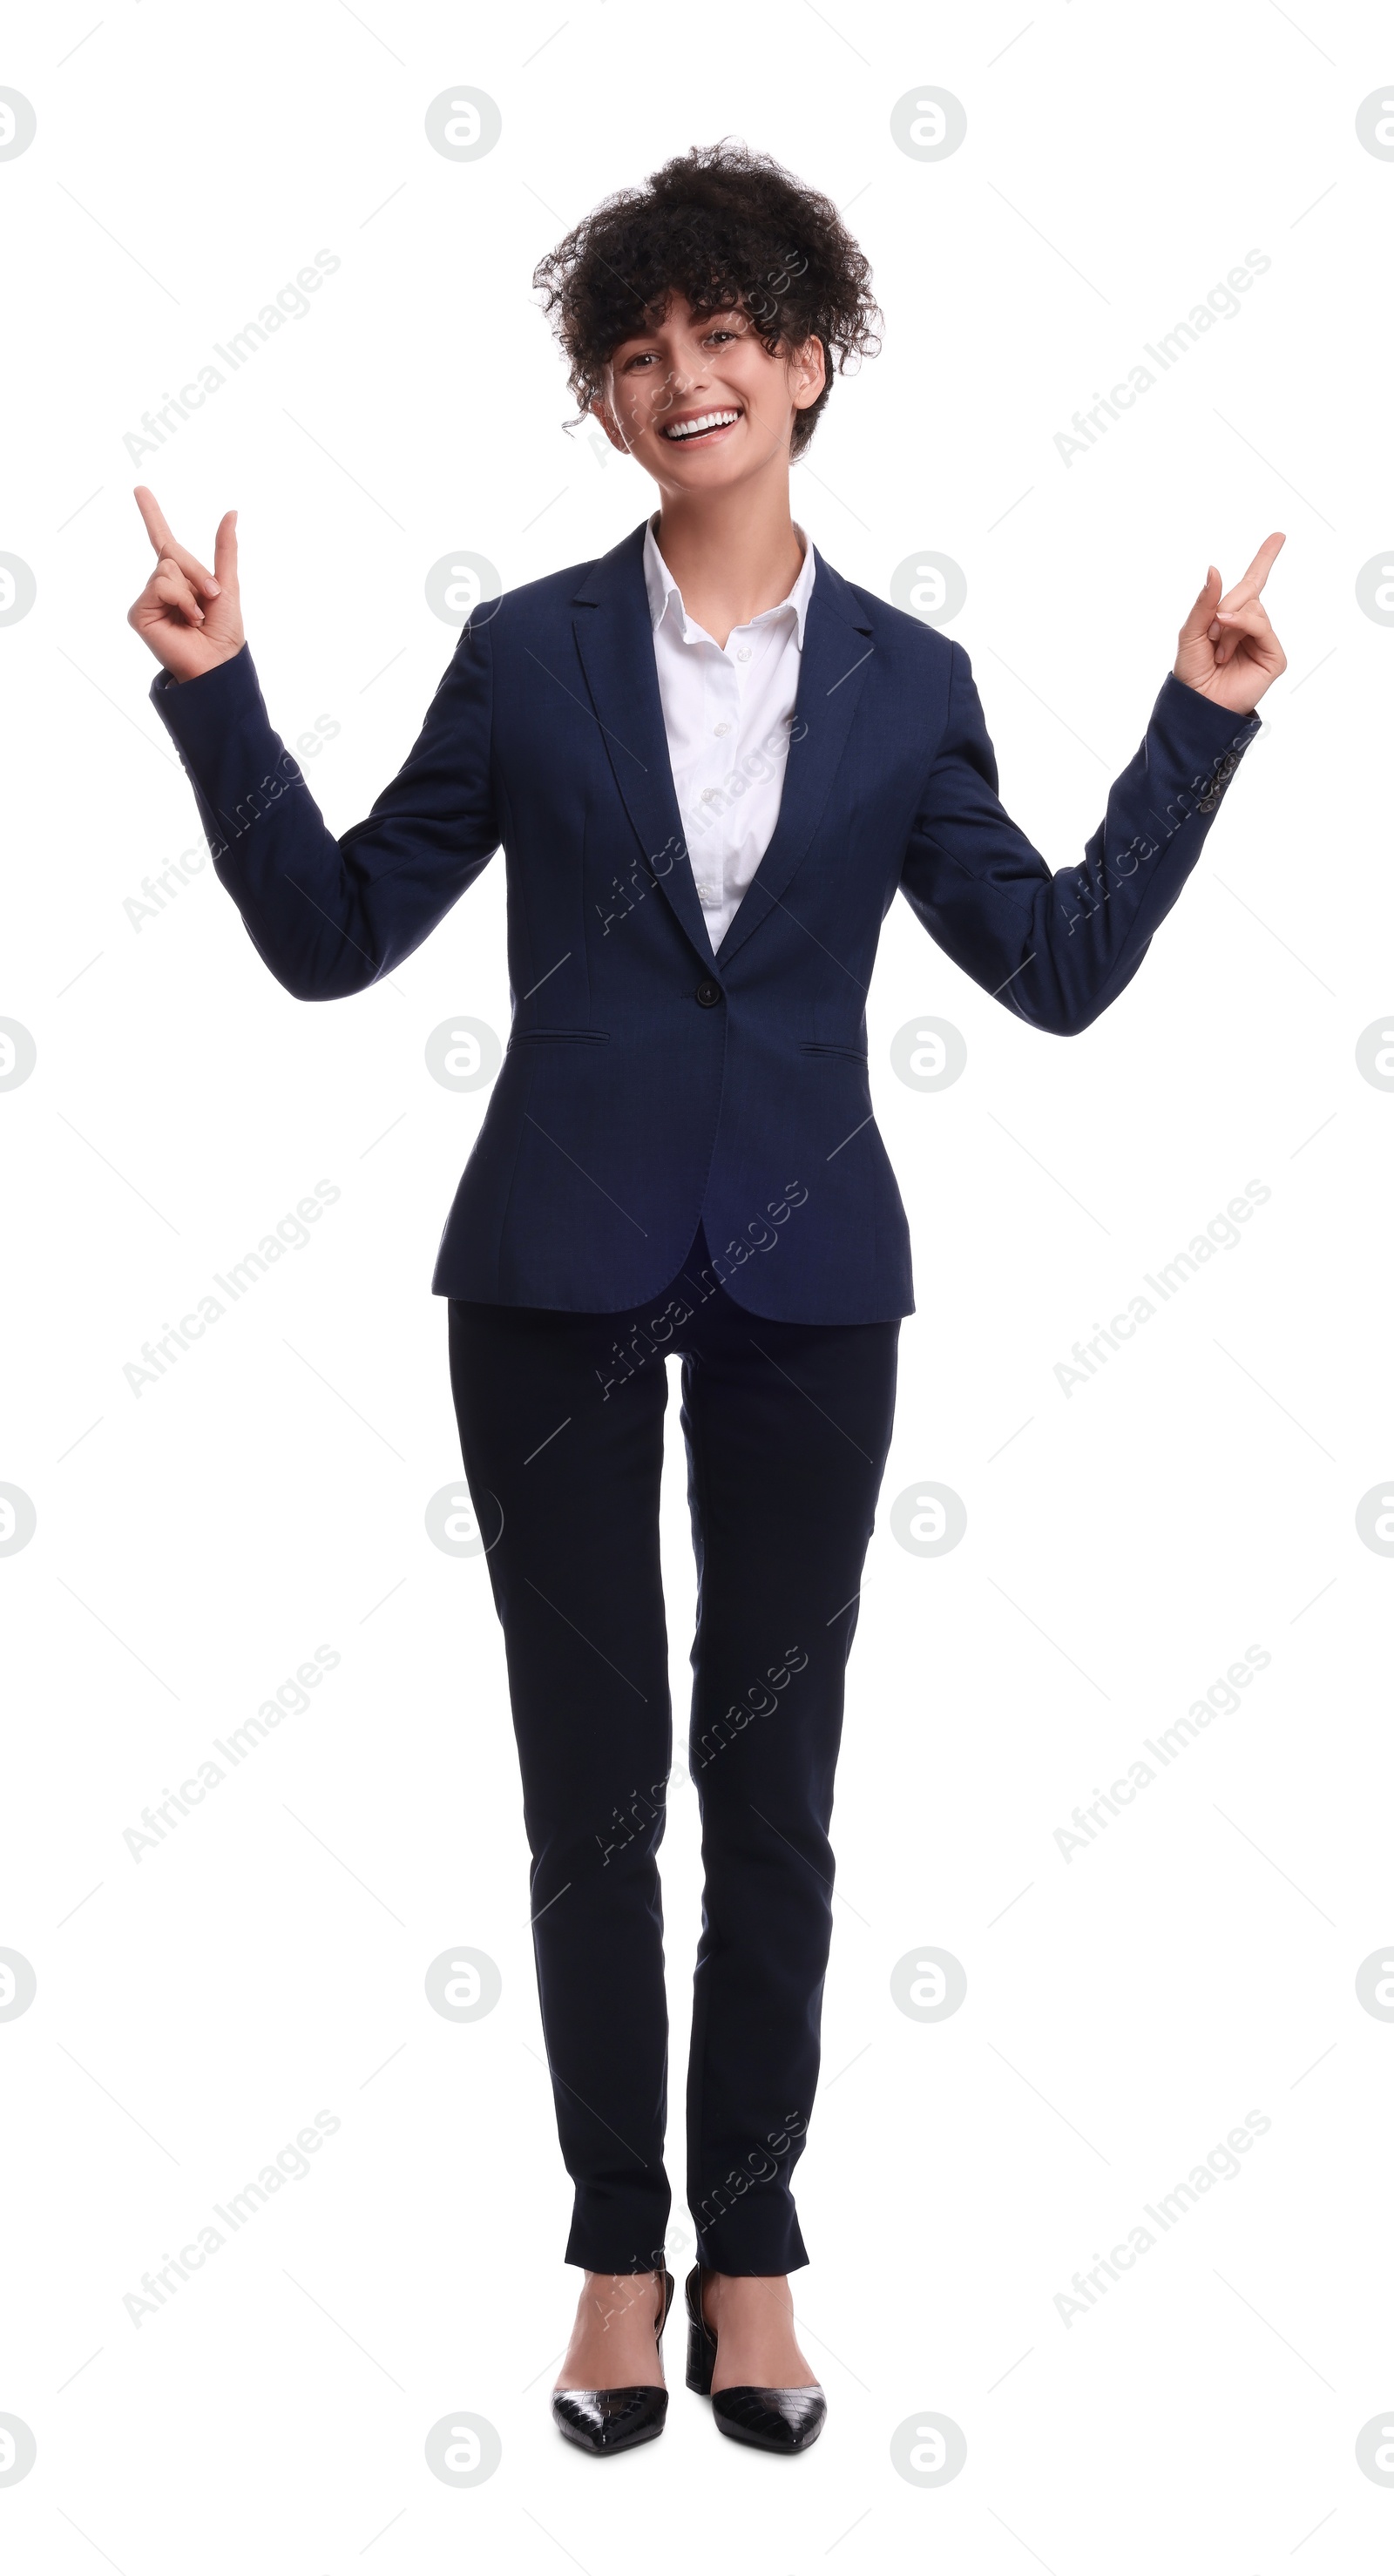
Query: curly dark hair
532 139 882 458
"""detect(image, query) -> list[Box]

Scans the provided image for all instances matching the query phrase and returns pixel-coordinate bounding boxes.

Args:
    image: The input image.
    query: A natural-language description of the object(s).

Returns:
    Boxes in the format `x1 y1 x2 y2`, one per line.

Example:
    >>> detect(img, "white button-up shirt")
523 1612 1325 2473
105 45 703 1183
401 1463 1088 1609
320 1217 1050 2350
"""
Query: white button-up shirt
643 514 815 950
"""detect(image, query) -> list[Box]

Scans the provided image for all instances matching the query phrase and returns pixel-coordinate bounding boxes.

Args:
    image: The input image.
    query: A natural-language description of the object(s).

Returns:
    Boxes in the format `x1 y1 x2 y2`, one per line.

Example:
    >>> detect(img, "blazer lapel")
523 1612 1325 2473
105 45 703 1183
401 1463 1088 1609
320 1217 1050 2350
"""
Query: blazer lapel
571 525 715 967
569 528 876 977
713 551 875 970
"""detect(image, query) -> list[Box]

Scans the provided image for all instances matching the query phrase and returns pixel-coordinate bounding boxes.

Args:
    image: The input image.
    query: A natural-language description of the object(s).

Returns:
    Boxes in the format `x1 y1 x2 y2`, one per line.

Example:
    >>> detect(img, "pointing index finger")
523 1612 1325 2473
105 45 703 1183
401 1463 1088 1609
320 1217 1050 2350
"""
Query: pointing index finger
133 484 175 558
1225 530 1286 606
133 484 220 596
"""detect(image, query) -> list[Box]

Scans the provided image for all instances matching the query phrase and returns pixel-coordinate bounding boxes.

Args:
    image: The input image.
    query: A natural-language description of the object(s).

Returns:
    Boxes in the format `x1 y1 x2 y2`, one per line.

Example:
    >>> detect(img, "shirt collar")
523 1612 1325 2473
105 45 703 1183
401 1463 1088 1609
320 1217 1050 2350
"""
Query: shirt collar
643 514 815 651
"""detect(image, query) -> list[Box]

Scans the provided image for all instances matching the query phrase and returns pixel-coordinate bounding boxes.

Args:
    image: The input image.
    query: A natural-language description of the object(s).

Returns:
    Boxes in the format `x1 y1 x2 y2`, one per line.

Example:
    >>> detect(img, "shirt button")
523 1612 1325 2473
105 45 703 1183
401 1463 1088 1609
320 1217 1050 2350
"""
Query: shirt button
694 978 723 1008
736 648 752 662
714 721 730 736
701 788 720 803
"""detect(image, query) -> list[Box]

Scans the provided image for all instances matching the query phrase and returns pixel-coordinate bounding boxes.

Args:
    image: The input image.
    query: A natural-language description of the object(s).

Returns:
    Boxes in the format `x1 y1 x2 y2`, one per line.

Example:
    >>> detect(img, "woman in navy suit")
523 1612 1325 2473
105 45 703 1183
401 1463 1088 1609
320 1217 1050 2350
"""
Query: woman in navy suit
129 141 1286 2457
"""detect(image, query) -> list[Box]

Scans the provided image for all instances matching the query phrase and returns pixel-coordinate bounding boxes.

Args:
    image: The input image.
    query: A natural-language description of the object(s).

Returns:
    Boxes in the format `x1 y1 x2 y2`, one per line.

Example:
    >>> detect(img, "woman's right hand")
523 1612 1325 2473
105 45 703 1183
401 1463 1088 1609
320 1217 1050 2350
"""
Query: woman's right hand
127 486 244 683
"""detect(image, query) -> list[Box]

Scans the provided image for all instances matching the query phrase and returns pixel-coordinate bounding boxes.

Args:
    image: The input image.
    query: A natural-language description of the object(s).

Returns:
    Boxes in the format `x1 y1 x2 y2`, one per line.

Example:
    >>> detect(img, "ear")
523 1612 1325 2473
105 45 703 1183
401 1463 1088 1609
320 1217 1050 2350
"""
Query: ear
789 335 827 414
590 394 630 455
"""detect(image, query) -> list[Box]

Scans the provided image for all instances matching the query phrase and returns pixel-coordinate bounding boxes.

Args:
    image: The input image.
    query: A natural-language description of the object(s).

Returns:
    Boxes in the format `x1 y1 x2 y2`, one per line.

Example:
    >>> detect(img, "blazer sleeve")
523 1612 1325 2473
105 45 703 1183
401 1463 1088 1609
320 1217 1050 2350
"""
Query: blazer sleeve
897 642 1262 1035
148 612 501 1001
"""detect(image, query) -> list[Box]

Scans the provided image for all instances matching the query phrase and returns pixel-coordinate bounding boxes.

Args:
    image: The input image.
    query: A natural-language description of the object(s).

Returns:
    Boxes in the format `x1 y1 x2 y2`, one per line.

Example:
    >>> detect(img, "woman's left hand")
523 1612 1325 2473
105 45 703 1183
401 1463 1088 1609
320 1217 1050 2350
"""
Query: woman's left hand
1174 531 1287 714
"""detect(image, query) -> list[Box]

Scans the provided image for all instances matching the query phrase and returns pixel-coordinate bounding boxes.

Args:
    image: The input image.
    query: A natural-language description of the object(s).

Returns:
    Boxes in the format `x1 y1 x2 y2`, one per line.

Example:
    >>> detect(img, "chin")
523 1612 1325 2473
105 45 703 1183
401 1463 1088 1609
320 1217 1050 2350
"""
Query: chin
667 453 744 481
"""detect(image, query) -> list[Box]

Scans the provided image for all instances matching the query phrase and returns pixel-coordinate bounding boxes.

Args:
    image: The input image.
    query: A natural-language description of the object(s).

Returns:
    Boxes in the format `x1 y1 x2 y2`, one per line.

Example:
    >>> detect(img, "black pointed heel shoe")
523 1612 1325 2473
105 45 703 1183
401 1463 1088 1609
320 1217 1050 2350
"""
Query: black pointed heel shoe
684 2265 827 2453
551 2269 676 2456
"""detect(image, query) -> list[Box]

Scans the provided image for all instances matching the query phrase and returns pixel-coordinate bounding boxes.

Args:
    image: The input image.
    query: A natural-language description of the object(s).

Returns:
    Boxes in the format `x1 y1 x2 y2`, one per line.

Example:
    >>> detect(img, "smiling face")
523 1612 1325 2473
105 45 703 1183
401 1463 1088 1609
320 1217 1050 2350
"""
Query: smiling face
592 292 825 496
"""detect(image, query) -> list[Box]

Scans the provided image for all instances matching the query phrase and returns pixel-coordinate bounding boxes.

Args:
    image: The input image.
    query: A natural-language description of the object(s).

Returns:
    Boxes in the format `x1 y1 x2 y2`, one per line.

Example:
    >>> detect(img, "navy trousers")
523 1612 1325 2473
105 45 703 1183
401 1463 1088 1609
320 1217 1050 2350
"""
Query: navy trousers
448 1226 899 2275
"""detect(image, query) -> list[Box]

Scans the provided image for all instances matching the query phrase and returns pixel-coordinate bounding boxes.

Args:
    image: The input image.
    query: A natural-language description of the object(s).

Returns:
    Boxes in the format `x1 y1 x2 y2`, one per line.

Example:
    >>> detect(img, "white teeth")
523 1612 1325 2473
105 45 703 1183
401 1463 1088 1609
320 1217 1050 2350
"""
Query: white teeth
662 409 739 440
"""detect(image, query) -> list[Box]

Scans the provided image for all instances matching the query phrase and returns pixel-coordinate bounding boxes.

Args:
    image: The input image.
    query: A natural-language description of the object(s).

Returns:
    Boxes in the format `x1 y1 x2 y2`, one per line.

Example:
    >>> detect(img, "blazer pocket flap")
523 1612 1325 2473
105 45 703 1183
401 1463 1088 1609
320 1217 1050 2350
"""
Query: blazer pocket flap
510 1027 611 1045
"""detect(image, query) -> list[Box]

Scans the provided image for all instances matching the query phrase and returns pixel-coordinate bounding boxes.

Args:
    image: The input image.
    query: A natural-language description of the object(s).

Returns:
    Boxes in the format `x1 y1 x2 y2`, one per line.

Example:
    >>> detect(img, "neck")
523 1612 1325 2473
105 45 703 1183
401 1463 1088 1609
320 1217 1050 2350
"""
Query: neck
651 463 804 649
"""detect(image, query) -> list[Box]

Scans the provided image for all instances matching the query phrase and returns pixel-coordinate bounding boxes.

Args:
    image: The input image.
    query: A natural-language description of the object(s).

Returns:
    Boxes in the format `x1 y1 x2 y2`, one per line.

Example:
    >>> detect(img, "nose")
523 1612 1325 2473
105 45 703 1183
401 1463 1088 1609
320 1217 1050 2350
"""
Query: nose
653 360 705 417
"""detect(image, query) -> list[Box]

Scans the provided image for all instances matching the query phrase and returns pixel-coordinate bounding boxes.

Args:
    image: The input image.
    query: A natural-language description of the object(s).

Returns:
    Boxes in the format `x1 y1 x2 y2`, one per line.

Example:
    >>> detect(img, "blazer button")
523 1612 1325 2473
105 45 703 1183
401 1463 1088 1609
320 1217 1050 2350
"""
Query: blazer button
695 978 723 1008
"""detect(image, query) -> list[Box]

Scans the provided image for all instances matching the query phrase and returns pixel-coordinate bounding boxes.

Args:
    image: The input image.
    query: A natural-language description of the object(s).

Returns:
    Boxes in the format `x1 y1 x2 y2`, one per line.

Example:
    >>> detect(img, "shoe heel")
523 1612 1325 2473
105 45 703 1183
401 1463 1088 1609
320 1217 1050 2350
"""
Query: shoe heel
687 2319 715 2395
683 2264 716 2394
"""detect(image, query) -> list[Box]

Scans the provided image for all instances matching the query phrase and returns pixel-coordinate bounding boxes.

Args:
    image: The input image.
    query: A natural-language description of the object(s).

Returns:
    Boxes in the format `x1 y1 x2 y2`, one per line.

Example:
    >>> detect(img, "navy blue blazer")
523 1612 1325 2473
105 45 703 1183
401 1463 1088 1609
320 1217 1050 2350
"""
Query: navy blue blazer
150 520 1261 1322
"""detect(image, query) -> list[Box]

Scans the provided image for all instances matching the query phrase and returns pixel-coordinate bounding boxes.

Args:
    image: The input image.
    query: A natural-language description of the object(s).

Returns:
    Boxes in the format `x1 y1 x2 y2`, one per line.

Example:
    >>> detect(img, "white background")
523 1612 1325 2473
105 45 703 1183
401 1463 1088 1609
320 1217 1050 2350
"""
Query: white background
3 2 1393 2569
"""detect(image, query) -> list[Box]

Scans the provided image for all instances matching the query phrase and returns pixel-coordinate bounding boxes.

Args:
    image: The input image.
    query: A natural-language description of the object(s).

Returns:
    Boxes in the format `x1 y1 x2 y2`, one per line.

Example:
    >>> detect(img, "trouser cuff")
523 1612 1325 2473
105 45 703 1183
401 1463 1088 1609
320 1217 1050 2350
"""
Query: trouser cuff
565 2186 673 2275
692 2182 809 2275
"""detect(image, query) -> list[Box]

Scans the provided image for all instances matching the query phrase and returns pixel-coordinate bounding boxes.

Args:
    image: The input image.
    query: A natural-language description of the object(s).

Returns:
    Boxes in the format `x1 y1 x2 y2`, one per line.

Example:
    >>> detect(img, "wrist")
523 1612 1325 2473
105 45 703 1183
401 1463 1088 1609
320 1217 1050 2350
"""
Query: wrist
168 639 245 684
